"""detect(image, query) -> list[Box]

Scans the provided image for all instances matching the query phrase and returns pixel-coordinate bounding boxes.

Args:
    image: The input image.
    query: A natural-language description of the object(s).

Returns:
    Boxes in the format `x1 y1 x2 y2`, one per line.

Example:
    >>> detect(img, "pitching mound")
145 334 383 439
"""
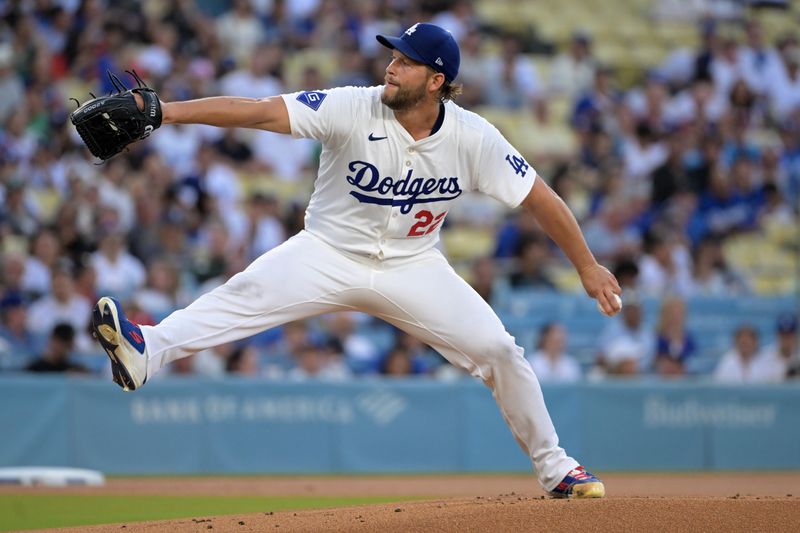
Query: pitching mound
17 473 800 532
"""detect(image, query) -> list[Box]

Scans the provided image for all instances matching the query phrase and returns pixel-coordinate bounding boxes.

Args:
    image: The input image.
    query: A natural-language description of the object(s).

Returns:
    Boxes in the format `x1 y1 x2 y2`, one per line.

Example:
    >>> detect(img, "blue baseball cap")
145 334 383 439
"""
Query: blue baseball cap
376 23 460 82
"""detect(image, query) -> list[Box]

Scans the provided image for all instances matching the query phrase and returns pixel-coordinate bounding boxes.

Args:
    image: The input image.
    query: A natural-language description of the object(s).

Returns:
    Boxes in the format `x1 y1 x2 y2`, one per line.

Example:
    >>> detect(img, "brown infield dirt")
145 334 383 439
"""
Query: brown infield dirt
8 472 800 532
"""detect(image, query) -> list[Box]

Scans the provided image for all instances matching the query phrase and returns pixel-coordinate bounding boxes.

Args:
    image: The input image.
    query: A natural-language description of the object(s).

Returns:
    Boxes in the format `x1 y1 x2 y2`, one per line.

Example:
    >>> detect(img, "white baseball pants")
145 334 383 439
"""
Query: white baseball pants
140 230 579 490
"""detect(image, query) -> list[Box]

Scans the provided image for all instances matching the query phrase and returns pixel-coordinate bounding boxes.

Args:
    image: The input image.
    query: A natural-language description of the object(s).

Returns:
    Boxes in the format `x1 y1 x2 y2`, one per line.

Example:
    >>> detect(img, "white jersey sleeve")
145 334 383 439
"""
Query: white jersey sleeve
473 122 537 208
281 87 363 147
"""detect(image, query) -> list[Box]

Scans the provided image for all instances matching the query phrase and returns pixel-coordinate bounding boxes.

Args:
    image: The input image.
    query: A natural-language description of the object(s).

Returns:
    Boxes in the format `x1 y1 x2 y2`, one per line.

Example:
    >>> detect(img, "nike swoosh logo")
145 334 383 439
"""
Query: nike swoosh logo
368 133 388 141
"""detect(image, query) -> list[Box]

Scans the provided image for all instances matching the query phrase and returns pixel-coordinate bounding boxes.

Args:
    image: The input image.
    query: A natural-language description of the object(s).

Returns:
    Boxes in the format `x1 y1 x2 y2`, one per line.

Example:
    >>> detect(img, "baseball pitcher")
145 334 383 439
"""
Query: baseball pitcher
75 23 621 498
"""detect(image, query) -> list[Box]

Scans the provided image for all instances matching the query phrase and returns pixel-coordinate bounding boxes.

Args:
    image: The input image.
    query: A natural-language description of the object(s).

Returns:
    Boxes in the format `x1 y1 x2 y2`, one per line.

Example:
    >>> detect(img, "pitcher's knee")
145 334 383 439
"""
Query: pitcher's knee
469 336 526 379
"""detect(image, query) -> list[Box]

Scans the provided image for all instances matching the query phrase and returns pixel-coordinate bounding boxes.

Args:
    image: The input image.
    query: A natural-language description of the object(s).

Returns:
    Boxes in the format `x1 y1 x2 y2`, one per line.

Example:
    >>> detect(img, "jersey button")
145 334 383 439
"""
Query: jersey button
392 213 398 218
405 161 411 166
407 147 414 153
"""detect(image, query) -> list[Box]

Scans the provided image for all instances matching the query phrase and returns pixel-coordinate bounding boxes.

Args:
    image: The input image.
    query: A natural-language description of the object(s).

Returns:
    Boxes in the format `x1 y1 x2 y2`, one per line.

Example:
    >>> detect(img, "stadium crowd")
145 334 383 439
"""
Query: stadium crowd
0 0 798 383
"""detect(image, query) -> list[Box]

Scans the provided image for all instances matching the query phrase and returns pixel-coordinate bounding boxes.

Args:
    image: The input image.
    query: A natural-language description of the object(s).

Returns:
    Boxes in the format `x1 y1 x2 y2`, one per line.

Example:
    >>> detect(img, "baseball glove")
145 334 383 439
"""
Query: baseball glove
69 70 162 161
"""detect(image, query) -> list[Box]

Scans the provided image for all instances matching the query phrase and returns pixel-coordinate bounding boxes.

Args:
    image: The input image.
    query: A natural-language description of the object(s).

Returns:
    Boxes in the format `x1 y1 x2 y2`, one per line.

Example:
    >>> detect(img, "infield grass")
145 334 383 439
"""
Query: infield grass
0 494 418 531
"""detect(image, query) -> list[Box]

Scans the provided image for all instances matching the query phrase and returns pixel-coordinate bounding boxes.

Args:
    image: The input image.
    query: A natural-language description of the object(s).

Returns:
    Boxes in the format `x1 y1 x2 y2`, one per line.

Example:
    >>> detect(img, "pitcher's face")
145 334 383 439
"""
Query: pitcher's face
382 51 432 111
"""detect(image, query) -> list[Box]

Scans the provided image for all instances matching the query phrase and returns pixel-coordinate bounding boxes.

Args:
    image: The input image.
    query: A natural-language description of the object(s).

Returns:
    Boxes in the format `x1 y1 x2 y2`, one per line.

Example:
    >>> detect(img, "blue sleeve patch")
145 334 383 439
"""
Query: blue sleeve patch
296 91 327 111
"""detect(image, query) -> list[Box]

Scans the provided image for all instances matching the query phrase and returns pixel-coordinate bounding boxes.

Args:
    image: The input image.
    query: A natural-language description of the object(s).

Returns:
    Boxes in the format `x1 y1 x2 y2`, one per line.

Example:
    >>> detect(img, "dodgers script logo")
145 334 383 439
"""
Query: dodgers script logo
346 161 461 214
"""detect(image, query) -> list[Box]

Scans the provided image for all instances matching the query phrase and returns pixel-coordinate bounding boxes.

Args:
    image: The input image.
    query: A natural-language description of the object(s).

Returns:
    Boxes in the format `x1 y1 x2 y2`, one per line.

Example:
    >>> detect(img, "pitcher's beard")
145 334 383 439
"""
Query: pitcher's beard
381 82 427 111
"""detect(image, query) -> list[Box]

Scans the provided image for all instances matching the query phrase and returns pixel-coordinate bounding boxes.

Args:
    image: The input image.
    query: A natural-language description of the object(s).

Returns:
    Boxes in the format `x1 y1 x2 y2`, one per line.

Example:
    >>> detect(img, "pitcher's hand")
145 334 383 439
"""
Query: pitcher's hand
579 263 622 316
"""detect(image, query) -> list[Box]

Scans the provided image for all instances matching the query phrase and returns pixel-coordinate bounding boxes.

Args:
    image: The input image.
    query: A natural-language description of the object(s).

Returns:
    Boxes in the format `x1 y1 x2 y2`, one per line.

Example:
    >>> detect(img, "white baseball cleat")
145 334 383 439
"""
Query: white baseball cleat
91 296 148 391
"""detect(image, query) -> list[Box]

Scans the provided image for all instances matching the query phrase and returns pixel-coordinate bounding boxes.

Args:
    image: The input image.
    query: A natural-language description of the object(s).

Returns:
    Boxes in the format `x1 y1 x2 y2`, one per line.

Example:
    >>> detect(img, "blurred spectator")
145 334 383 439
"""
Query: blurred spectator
665 76 726 127
194 342 236 378
758 183 795 226
572 65 620 133
720 115 760 169
1 252 27 299
602 338 643 376
430 0 475 44
624 71 671 136
685 132 722 196
582 196 642 263
287 341 351 381
2 110 39 168
331 44 373 88
155 213 194 272
26 266 92 353
170 353 196 376
25 323 87 374
549 31 597 99
759 313 799 382
508 234 556 290
52 202 93 266
612 258 640 290
526 322 582 383
728 79 758 125
91 232 147 299
469 256 509 308
380 345 424 377
712 324 774 383
637 231 693 297
394 331 440 374
710 37 746 104
321 312 379 371
654 296 696 376
136 22 177 79
494 210 542 259
483 35 547 121
134 259 184 320
451 28 485 108
73 262 98 304
99 158 137 233
0 43 24 124
219 43 284 99
597 290 655 373
153 123 205 177
651 128 694 207
187 144 246 236
778 121 800 211
767 45 800 119
0 292 36 370
258 320 308 375
22 229 62 298
215 0 265 65
688 161 759 244
688 236 749 296
251 128 316 181
192 220 233 287
226 345 261 376
213 129 254 164
738 20 784 97
247 193 287 260
621 122 668 195
0 176 39 238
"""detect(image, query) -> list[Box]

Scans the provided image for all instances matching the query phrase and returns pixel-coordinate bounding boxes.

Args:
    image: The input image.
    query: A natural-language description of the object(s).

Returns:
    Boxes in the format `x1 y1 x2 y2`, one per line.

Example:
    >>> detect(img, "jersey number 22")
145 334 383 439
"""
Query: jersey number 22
408 210 447 237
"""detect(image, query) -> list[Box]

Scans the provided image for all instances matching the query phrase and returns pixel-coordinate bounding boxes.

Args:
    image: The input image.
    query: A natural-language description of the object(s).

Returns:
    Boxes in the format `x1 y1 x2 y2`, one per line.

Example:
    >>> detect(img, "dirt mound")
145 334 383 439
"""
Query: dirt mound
34 495 800 533
15 473 800 532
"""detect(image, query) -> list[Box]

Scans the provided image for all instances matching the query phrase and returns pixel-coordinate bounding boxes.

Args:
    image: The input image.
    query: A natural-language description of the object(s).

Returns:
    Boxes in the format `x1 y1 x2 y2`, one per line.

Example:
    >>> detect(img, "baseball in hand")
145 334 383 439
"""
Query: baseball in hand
597 294 622 316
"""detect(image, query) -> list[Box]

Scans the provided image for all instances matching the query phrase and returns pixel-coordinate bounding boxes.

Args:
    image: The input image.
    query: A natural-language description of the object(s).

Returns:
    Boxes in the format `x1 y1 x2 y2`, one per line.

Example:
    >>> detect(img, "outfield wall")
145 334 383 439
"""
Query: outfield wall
1 377 798 473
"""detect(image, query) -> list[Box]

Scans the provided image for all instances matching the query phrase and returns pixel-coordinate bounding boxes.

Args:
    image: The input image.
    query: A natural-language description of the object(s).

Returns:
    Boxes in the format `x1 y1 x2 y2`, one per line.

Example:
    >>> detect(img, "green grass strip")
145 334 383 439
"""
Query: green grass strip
0 494 416 531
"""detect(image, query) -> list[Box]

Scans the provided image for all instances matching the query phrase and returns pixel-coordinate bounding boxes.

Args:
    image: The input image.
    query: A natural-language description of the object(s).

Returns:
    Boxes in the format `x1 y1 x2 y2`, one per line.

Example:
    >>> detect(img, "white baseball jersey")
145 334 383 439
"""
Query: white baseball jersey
139 85 580 491
281 86 537 259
